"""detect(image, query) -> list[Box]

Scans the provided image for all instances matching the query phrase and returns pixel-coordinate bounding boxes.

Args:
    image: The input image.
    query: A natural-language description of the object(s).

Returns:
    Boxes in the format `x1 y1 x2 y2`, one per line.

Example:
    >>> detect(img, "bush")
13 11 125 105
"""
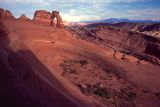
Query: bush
155 92 160 97
94 87 111 98
127 92 137 100
79 60 88 66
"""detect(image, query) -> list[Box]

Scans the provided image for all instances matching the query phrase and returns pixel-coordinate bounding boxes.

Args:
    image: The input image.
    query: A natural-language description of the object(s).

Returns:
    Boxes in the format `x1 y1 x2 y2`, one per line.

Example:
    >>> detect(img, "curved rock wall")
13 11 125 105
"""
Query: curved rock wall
71 25 160 64
95 26 160 59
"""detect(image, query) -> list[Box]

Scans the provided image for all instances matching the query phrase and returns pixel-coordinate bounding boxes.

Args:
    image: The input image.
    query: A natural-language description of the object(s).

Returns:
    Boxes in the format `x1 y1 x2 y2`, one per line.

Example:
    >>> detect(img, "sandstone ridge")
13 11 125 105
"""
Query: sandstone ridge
17 14 31 21
0 8 15 19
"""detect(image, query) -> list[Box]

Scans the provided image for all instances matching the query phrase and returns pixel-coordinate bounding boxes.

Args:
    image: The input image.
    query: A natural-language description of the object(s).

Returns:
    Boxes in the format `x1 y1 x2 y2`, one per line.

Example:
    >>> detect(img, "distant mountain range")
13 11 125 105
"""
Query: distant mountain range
82 18 160 23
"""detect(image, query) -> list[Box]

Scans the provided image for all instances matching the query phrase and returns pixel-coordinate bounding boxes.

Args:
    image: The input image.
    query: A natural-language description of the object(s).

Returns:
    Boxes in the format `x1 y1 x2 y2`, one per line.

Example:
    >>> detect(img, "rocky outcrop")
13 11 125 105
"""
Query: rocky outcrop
113 50 123 59
111 22 149 31
88 26 160 60
122 54 139 62
70 25 160 65
139 23 160 37
0 8 15 20
33 10 64 28
111 22 160 37
113 50 139 63
52 11 64 28
86 22 160 38
33 10 52 26
0 21 10 47
17 14 31 22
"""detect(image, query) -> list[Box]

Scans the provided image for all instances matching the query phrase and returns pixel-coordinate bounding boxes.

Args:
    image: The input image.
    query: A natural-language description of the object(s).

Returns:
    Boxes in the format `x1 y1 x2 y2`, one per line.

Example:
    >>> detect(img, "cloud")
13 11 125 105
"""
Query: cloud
126 8 160 20
0 0 159 22
0 0 150 6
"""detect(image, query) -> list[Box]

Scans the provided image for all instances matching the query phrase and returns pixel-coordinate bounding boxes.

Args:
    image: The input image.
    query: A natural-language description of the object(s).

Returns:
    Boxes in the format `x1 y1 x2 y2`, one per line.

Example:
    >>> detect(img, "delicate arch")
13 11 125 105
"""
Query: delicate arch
51 11 64 28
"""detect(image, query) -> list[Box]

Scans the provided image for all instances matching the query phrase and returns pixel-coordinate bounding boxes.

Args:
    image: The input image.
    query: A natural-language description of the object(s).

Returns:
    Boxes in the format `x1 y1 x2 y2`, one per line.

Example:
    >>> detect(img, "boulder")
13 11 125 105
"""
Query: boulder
0 8 15 20
123 55 139 62
17 14 31 22
79 83 87 89
113 50 139 63
113 50 123 59
139 60 148 64
33 10 52 26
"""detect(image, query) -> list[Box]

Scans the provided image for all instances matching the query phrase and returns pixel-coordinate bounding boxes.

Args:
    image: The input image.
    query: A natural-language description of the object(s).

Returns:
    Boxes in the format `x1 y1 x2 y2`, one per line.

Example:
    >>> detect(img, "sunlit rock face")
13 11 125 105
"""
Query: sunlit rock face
33 10 64 28
17 14 31 22
33 10 52 26
52 11 64 28
0 8 15 20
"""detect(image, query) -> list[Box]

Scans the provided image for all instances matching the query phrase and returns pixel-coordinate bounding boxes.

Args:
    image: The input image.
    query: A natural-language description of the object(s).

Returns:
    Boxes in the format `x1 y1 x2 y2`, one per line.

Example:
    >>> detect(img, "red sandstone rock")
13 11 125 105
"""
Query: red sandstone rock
17 14 31 22
123 55 139 62
113 50 123 59
1 8 160 107
0 8 15 20
72 25 160 65
52 11 64 28
139 60 148 64
33 10 64 28
33 10 52 26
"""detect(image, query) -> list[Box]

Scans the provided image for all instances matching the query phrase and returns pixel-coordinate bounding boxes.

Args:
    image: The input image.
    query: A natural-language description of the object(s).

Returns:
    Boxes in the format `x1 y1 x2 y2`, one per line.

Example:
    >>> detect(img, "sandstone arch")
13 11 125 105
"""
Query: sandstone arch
51 11 64 28
33 10 64 28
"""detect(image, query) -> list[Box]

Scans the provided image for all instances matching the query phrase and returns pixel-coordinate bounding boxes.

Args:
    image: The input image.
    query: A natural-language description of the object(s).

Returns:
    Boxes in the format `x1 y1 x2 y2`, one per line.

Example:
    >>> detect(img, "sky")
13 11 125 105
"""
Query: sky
0 0 160 22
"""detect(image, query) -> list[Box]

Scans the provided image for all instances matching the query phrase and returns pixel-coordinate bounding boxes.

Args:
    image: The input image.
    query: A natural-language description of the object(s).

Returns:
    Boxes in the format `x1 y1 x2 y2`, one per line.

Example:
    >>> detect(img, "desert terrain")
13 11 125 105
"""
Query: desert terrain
0 8 160 107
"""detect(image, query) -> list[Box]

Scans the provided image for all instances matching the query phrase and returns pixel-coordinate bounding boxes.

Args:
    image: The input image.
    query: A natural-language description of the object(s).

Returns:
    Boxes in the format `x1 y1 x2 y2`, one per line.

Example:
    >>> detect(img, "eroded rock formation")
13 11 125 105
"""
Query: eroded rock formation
52 11 64 28
33 10 52 26
70 25 160 65
0 8 15 20
1 8 160 107
139 23 160 37
33 10 64 28
17 14 31 22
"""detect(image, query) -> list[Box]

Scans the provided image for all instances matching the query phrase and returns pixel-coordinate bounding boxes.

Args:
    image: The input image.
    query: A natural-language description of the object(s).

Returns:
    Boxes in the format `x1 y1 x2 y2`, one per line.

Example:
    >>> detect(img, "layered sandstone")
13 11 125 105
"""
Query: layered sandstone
139 23 160 37
33 10 64 28
86 22 160 38
70 25 160 65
